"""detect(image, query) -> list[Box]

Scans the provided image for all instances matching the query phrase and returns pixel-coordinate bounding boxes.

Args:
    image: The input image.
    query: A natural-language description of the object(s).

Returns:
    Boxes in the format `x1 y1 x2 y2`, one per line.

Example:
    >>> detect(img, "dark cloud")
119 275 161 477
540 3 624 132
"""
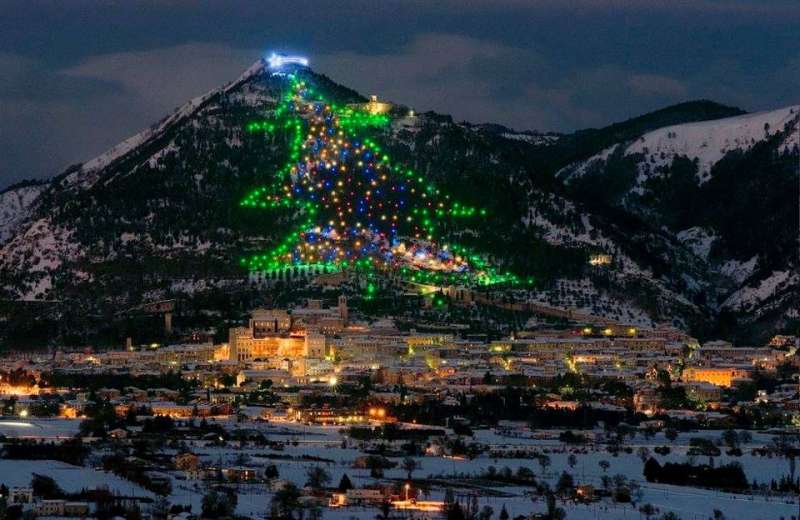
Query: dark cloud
0 53 123 101
1 0 798 189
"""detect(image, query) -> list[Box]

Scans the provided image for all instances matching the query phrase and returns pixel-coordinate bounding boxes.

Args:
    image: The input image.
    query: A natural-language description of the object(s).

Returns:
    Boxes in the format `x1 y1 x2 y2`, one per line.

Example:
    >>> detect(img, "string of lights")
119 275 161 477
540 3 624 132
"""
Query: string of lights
240 73 529 289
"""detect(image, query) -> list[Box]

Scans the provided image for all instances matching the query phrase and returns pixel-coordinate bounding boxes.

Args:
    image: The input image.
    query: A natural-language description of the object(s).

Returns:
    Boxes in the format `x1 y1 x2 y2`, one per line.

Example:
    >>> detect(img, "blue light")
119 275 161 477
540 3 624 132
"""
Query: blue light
267 53 309 70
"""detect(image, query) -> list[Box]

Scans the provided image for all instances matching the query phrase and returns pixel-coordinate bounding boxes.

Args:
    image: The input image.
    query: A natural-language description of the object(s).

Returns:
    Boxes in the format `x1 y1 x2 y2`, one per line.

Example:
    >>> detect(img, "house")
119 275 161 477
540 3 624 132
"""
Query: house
222 467 259 482
64 502 91 516
576 485 595 502
174 452 200 471
109 428 128 439
9 487 33 504
329 488 385 507
36 499 66 516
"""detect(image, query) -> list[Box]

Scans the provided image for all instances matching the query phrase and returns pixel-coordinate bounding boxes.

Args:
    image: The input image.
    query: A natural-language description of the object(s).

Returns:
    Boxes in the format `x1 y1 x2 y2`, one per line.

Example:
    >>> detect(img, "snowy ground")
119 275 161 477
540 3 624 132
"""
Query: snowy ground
0 417 81 438
0 459 153 498
160 421 800 520
3 419 797 519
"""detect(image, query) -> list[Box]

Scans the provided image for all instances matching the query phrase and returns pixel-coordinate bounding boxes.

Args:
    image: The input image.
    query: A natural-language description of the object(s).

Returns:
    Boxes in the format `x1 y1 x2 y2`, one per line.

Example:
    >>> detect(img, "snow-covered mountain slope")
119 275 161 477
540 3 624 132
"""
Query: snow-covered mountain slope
60 60 268 192
625 105 799 183
555 103 799 342
559 105 799 187
0 59 794 345
0 182 47 244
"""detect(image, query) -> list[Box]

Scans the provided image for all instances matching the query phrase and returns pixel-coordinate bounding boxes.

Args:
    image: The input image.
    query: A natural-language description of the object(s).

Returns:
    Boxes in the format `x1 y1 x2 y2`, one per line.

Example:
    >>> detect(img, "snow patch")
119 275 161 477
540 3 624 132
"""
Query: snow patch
0 183 46 243
718 256 758 285
501 132 560 145
676 226 717 261
626 105 799 183
64 58 267 189
723 269 798 311
559 105 799 186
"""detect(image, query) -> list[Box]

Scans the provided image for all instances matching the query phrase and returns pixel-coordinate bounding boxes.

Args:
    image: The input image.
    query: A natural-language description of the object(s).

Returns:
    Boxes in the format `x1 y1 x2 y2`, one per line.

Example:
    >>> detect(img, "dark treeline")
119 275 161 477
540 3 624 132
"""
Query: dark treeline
3 439 89 465
392 386 643 428
44 370 195 391
643 457 749 491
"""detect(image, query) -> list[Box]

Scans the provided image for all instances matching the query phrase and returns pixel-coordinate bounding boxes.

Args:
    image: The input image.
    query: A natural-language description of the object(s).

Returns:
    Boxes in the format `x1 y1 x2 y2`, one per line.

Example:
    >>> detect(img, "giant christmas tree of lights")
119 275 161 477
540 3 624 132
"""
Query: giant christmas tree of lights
240 57 526 288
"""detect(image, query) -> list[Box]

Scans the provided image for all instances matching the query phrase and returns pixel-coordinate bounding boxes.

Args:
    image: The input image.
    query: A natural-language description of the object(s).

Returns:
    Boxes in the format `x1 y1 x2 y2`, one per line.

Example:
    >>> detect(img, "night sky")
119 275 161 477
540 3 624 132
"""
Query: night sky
2 0 798 189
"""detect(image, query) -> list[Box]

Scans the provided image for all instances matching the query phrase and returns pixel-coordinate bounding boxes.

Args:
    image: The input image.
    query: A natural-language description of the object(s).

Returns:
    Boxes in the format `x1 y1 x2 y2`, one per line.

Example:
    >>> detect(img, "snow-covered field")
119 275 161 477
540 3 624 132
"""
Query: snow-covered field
0 459 152 498
3 419 797 519
0 417 81 438
160 421 800 520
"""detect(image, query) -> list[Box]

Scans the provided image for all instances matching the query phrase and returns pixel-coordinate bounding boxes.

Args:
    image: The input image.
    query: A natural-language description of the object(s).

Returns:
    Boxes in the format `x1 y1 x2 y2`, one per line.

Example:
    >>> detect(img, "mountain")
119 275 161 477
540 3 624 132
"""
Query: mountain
0 58 796 347
558 105 799 342
0 179 49 244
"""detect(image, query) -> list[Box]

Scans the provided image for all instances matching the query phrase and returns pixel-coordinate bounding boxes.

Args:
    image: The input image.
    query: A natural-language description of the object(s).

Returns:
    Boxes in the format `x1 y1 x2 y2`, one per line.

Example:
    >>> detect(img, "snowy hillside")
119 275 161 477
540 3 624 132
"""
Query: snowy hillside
61 59 268 191
0 59 794 345
555 102 799 341
559 105 800 187
0 183 47 244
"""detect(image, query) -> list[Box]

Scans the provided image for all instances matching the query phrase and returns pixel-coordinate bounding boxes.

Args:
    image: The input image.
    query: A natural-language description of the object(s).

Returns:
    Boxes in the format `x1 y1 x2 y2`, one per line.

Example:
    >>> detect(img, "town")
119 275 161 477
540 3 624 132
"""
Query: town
1 293 799 520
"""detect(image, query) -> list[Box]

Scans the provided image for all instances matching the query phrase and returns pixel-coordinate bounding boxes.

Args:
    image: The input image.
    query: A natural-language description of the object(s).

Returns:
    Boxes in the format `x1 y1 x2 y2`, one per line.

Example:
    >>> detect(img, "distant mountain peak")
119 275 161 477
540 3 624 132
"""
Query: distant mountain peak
0 60 795 347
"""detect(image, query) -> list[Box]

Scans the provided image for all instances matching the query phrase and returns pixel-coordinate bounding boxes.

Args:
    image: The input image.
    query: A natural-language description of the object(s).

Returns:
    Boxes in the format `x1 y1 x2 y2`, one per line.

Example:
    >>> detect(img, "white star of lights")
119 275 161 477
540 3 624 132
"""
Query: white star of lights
267 53 309 70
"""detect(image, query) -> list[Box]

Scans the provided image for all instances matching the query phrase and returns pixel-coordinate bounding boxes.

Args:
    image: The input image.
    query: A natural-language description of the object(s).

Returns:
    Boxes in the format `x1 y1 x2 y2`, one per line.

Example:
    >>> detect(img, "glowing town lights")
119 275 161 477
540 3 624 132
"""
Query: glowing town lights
328 376 338 386
368 407 387 419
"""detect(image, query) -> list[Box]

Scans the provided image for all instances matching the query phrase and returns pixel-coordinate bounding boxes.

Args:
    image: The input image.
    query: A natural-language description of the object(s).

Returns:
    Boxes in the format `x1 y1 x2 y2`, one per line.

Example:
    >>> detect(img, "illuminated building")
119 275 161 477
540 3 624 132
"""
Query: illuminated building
329 489 385 507
228 313 304 363
251 309 292 334
305 332 327 358
229 332 305 363
290 407 370 425
291 297 349 332
228 302 343 363
682 381 722 401
391 500 445 512
236 369 293 387
682 367 751 388
346 94 394 115
406 333 453 353
589 254 613 266
153 342 219 365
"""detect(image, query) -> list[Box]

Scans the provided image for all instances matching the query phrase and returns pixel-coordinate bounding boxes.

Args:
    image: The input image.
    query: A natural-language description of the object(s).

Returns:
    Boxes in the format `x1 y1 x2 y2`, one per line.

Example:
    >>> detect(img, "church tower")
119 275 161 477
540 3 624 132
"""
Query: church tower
338 295 348 325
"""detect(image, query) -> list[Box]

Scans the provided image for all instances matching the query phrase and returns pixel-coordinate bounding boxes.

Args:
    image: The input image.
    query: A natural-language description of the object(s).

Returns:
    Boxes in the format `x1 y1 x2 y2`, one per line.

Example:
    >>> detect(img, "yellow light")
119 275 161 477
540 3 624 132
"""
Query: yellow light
19 409 28 418
328 376 338 386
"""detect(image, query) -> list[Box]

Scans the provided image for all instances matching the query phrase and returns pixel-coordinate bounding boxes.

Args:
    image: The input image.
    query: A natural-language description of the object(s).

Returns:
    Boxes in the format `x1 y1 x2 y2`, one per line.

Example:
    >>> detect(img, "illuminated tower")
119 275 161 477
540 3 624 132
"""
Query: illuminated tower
338 295 348 325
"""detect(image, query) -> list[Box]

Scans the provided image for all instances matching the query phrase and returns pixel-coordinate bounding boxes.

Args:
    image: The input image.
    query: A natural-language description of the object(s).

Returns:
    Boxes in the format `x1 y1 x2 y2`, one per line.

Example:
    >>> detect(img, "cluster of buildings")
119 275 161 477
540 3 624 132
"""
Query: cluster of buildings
1 293 799 520
1 295 798 428
5 489 90 518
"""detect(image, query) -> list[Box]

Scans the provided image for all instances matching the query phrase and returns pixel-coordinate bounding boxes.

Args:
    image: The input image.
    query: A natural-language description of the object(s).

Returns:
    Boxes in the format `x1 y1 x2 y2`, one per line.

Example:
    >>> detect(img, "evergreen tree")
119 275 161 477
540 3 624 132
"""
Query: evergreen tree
337 473 354 491
498 505 509 520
